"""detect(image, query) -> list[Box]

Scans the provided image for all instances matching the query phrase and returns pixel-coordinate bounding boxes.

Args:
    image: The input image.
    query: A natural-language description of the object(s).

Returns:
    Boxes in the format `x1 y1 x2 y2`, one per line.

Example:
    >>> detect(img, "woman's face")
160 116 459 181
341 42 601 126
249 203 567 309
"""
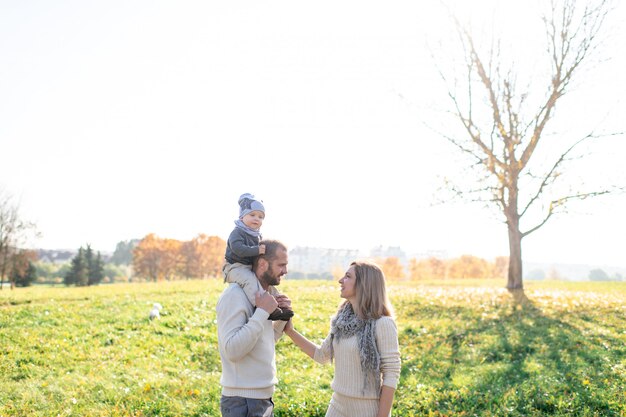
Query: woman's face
339 266 357 301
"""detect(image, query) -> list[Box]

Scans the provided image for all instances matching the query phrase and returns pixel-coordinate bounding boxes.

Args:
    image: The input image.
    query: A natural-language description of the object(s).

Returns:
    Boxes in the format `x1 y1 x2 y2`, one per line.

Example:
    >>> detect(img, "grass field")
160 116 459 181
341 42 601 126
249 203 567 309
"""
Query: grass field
1 279 625 416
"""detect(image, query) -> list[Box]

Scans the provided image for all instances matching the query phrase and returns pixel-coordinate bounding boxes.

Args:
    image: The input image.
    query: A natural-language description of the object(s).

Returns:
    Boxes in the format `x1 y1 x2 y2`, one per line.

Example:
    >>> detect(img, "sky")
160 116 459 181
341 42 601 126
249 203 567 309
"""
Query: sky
1 0 625 269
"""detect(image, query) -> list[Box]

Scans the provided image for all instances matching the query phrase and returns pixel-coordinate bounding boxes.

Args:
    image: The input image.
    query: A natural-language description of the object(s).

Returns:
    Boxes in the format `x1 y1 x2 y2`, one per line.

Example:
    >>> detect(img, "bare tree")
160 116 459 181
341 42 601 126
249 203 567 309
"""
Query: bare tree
436 0 620 290
0 188 38 290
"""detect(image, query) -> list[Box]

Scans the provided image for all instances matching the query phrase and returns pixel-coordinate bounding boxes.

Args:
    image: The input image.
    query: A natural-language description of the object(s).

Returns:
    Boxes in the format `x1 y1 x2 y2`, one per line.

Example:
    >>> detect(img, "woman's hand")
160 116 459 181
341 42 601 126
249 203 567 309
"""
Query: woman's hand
283 317 294 336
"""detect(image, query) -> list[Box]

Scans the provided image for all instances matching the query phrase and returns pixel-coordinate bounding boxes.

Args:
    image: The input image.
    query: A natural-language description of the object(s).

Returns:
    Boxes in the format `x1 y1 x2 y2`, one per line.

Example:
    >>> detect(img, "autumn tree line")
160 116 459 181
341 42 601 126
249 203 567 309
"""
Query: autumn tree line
377 255 509 281
129 234 511 282
128 234 510 282
59 233 511 284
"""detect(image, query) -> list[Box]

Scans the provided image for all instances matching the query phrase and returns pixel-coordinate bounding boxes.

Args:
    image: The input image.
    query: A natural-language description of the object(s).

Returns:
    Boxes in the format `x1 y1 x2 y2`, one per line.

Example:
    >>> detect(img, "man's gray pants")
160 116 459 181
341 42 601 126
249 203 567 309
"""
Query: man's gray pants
220 395 274 417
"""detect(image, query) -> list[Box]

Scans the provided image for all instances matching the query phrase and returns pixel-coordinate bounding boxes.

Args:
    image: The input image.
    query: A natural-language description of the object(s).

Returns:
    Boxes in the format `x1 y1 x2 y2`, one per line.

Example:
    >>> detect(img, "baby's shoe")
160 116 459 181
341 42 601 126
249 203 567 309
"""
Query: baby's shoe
267 307 294 321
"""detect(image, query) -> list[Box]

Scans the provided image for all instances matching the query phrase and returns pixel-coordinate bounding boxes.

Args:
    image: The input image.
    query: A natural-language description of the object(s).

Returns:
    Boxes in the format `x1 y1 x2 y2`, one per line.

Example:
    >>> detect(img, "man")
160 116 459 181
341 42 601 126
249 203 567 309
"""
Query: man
216 239 292 417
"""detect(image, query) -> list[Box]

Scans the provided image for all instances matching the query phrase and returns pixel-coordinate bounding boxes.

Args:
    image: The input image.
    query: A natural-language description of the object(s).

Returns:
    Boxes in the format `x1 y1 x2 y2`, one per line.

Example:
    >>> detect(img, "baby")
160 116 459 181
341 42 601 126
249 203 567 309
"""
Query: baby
223 193 293 321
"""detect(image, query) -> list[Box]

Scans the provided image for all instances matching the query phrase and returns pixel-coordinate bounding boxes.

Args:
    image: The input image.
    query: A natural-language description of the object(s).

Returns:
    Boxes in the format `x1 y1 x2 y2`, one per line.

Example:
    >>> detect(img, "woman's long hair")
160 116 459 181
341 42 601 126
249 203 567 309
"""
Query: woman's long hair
347 261 394 320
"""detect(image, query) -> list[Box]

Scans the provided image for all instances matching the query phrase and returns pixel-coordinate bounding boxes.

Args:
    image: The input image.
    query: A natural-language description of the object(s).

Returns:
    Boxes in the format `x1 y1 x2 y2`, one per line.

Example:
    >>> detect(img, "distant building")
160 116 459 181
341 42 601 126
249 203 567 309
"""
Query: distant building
37 249 75 264
36 248 112 264
369 245 408 266
288 245 452 278
288 246 361 276
411 249 449 261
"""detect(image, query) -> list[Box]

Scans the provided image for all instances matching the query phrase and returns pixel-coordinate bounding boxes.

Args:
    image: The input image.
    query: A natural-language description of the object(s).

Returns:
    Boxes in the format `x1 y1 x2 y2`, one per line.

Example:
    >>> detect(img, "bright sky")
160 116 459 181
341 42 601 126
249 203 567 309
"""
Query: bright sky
1 1 625 268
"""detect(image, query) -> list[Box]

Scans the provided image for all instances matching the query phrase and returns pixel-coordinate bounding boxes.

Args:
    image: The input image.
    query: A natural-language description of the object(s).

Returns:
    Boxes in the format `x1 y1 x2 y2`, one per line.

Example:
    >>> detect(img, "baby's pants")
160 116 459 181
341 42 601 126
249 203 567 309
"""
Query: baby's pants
223 262 279 306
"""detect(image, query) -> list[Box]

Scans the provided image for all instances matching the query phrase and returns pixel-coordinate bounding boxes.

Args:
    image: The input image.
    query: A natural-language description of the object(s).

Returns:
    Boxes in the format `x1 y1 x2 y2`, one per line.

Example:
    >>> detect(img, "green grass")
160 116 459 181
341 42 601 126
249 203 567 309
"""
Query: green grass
1 279 625 416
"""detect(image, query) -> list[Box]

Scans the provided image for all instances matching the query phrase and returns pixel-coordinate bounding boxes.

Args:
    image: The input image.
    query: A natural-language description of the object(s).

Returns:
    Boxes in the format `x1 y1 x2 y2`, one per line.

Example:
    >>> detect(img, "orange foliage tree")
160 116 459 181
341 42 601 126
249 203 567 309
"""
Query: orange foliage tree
409 257 447 280
448 255 491 279
9 248 38 286
160 238 184 280
181 234 226 279
408 255 508 280
378 257 405 281
493 256 509 280
133 233 226 282
133 234 165 282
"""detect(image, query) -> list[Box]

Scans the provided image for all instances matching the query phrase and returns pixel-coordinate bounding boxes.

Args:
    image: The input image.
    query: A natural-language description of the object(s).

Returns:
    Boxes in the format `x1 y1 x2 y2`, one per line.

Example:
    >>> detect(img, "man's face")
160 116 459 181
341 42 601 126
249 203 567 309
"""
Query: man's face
260 248 288 287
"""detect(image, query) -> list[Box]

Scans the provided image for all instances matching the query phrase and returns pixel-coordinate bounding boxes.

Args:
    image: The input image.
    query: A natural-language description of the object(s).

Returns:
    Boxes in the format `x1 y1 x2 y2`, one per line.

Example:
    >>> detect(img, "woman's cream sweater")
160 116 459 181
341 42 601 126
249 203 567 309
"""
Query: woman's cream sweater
313 316 401 399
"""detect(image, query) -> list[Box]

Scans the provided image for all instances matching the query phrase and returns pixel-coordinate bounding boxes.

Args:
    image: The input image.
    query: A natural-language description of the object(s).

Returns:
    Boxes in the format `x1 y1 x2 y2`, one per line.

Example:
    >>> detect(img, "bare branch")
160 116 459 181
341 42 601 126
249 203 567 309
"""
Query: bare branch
433 59 504 175
522 0 611 170
521 128 623 218
522 189 613 237
460 25 512 150
520 131 593 217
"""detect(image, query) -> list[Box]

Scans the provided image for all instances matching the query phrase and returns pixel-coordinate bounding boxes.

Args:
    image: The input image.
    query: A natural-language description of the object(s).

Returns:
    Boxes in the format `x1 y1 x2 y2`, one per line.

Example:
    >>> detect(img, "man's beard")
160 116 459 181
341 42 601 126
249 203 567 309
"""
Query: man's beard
261 269 280 286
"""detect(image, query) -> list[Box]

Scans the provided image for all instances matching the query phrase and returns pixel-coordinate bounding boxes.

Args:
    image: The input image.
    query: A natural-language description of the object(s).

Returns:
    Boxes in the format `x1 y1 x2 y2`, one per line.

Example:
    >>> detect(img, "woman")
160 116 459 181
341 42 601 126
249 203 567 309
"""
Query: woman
284 261 401 417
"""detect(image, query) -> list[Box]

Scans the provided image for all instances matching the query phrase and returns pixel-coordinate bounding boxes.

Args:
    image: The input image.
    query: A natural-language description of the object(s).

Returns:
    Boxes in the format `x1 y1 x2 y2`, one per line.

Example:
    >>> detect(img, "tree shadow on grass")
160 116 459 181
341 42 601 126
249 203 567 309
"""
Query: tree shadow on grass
397 290 626 416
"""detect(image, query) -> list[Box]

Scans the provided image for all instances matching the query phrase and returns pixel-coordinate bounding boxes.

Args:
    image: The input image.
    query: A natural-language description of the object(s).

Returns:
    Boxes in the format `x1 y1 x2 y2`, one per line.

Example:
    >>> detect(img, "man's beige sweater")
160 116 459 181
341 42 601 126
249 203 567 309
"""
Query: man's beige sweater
217 283 286 399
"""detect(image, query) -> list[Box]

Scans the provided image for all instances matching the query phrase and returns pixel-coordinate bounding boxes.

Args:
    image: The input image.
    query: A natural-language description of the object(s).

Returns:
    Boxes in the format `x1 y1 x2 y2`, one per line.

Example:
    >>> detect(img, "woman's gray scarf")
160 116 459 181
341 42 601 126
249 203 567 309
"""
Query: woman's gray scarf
234 219 262 239
330 302 380 393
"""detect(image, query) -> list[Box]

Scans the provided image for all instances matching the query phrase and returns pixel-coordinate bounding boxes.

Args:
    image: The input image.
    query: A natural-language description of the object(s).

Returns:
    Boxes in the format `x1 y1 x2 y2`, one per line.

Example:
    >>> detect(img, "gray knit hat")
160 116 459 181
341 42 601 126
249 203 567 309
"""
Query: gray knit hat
238 193 265 218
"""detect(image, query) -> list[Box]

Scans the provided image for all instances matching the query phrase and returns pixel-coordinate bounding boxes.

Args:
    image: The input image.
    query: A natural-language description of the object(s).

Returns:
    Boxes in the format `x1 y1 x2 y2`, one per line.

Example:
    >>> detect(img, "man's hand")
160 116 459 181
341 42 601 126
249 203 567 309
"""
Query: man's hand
255 291 278 314
274 294 291 310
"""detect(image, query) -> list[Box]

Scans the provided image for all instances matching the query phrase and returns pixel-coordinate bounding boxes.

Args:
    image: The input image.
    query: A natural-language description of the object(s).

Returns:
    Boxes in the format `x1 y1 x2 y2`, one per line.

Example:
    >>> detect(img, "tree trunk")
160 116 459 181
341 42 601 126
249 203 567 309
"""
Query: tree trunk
507 220 524 290
0 257 5 291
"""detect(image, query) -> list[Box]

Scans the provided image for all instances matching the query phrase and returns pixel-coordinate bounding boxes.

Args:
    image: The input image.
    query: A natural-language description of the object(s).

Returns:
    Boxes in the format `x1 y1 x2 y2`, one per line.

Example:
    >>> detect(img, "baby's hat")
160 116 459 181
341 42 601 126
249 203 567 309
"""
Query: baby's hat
238 193 265 218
